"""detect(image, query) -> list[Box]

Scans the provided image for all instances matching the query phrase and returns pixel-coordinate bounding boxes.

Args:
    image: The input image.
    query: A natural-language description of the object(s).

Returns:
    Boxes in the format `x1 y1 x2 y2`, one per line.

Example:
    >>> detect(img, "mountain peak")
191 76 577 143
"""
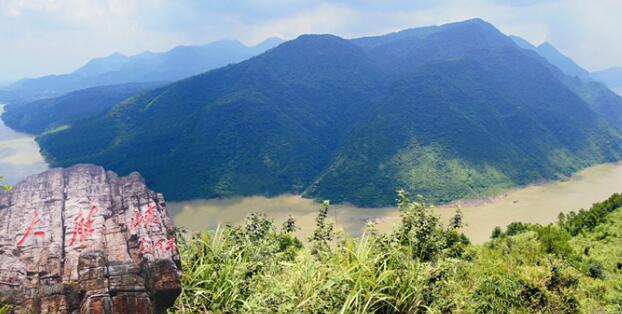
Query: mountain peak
108 51 127 58
293 34 346 43
275 34 352 53
439 17 497 31
253 37 285 50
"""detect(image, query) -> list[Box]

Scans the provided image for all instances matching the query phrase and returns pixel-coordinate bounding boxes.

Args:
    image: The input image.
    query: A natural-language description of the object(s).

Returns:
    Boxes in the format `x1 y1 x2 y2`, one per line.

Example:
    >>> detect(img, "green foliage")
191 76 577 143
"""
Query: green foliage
172 192 622 313
33 20 622 207
506 222 532 236
282 214 298 233
0 176 11 192
491 226 502 239
586 260 606 279
174 213 302 312
448 207 465 229
561 193 622 235
309 200 334 257
535 225 572 256
2 82 161 135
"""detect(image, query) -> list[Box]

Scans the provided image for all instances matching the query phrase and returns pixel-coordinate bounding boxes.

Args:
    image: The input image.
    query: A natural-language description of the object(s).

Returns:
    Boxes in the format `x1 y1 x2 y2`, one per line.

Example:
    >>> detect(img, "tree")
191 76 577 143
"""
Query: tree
395 190 444 261
282 214 298 233
536 225 572 256
449 207 465 229
491 226 502 239
310 200 334 256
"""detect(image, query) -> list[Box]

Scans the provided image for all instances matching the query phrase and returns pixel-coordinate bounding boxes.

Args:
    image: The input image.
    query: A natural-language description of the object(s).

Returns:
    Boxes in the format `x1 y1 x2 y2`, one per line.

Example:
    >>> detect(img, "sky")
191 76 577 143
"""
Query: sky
0 0 620 82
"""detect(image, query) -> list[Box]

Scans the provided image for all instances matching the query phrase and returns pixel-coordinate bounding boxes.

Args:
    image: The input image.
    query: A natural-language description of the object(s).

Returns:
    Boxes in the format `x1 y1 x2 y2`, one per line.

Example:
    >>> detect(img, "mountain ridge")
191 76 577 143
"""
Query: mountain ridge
30 19 622 206
592 66 622 96
2 38 284 102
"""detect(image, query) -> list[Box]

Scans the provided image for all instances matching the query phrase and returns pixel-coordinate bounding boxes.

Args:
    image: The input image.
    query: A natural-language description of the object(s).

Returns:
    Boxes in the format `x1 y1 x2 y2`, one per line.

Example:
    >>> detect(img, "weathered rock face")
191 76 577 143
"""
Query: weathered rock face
0 164 181 313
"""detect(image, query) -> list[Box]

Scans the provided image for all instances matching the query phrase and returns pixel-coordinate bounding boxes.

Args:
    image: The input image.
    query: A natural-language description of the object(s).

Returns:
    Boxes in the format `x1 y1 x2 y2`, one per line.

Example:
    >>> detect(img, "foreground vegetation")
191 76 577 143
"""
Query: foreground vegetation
173 192 622 313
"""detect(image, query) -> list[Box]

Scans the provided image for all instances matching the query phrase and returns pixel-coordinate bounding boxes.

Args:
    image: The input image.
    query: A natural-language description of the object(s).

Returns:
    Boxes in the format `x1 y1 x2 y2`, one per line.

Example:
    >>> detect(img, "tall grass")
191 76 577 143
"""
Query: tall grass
172 192 622 313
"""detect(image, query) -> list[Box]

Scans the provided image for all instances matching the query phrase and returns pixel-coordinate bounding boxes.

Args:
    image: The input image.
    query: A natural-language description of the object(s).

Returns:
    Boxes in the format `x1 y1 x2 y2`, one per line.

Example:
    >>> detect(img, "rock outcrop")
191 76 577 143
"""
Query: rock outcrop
0 164 181 313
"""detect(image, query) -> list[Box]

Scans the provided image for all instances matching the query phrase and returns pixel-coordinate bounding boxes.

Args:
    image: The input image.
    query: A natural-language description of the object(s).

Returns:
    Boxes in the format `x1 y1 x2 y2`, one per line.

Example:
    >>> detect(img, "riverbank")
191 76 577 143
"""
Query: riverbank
0 104 48 184
171 162 622 243
1 99 620 243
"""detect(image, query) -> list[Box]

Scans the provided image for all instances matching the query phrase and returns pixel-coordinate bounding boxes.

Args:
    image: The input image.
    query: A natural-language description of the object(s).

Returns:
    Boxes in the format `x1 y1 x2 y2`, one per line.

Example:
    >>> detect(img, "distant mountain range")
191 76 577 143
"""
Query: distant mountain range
510 36 592 81
0 38 283 102
2 82 165 135
24 18 622 206
592 67 622 95
509 35 622 96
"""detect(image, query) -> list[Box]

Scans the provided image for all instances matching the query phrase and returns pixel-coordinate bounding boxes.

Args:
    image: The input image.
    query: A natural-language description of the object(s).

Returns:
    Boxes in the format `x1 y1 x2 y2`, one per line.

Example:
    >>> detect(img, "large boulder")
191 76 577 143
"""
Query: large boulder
0 164 181 313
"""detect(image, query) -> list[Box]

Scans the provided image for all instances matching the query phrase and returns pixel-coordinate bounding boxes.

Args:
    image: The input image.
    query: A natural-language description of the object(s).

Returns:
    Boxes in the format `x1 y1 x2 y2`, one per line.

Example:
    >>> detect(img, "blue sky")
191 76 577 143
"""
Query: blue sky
1 0 620 82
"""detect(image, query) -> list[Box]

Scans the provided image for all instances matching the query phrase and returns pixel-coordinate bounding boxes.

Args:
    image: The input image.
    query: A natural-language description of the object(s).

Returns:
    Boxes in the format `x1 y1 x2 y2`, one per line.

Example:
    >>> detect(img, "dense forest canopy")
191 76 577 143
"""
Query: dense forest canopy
7 19 622 207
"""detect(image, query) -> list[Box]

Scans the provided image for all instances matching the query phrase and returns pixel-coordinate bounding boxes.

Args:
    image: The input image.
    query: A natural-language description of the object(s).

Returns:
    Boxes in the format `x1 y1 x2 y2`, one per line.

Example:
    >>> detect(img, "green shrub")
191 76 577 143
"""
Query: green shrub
491 226 502 239
587 260 606 279
171 192 622 313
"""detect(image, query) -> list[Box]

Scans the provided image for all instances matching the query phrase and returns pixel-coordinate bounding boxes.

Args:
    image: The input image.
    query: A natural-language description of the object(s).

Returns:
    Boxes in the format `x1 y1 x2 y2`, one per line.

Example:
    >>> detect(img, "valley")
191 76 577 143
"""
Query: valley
2 106 621 244
25 19 622 208
172 161 622 243
3 8 622 311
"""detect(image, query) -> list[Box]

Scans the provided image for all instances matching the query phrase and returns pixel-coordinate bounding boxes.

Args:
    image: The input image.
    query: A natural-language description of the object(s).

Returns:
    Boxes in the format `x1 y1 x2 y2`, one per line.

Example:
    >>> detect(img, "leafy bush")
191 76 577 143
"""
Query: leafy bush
491 226 502 239
587 260 606 279
172 192 622 313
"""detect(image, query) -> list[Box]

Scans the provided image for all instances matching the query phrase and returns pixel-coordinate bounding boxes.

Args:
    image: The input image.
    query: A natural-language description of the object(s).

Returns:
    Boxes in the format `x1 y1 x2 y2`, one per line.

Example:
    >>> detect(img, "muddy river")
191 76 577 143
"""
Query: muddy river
171 162 622 243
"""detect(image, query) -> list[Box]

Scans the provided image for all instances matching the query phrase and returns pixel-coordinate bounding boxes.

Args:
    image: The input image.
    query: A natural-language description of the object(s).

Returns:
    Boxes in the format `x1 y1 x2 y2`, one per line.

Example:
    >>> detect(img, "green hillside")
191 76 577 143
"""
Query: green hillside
2 82 163 134
172 192 622 313
35 19 622 206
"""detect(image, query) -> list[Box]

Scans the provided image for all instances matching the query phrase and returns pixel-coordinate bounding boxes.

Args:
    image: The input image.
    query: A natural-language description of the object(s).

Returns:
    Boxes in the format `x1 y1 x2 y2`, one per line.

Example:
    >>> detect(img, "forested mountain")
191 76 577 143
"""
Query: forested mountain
509 36 622 131
510 35 622 98
1 38 283 102
2 82 164 134
34 19 622 206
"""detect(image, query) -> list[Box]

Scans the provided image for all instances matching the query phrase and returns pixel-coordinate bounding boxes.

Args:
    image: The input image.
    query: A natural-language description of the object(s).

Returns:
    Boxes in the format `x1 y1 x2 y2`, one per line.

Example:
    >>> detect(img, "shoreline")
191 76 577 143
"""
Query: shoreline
172 161 622 244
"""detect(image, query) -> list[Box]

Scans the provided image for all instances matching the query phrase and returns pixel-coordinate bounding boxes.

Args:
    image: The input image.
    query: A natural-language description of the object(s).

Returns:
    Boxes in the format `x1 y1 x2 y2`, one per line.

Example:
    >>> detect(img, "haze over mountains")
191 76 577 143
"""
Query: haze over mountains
11 18 622 207
510 36 591 81
510 35 622 97
593 67 622 95
2 82 165 135
0 38 283 102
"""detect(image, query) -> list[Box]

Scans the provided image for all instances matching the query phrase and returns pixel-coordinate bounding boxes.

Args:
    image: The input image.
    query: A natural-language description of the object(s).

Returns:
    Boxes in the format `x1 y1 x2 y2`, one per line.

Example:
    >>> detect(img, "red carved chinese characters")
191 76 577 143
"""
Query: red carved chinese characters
69 205 98 246
139 237 176 255
16 212 43 246
139 237 154 254
130 203 160 231
143 204 160 227
131 208 141 229
132 203 173 255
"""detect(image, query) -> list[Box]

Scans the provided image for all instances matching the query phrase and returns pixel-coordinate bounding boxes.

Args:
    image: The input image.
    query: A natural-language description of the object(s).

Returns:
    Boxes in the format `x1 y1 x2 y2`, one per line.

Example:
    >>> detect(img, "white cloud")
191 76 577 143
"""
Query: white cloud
236 3 357 44
0 0 620 81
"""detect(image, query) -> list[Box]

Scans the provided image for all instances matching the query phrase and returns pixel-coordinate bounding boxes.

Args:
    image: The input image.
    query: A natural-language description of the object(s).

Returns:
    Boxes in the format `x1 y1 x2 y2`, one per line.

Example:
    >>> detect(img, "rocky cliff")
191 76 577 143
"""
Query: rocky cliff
0 164 181 313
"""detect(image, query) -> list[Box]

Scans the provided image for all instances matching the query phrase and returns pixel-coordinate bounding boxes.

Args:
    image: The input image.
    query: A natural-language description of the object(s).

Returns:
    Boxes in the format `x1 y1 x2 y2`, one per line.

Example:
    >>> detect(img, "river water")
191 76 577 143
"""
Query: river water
0 105 620 243
0 105 48 184
170 163 622 243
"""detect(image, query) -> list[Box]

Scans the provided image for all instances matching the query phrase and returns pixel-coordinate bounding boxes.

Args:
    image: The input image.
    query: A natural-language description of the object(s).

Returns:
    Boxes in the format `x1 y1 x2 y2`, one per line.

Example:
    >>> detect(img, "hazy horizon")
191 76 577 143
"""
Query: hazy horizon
1 0 621 82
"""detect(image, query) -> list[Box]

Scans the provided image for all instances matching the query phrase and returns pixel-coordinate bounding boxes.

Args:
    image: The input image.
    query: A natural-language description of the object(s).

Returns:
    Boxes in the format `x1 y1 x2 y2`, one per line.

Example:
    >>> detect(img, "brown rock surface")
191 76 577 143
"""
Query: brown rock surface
0 164 181 313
